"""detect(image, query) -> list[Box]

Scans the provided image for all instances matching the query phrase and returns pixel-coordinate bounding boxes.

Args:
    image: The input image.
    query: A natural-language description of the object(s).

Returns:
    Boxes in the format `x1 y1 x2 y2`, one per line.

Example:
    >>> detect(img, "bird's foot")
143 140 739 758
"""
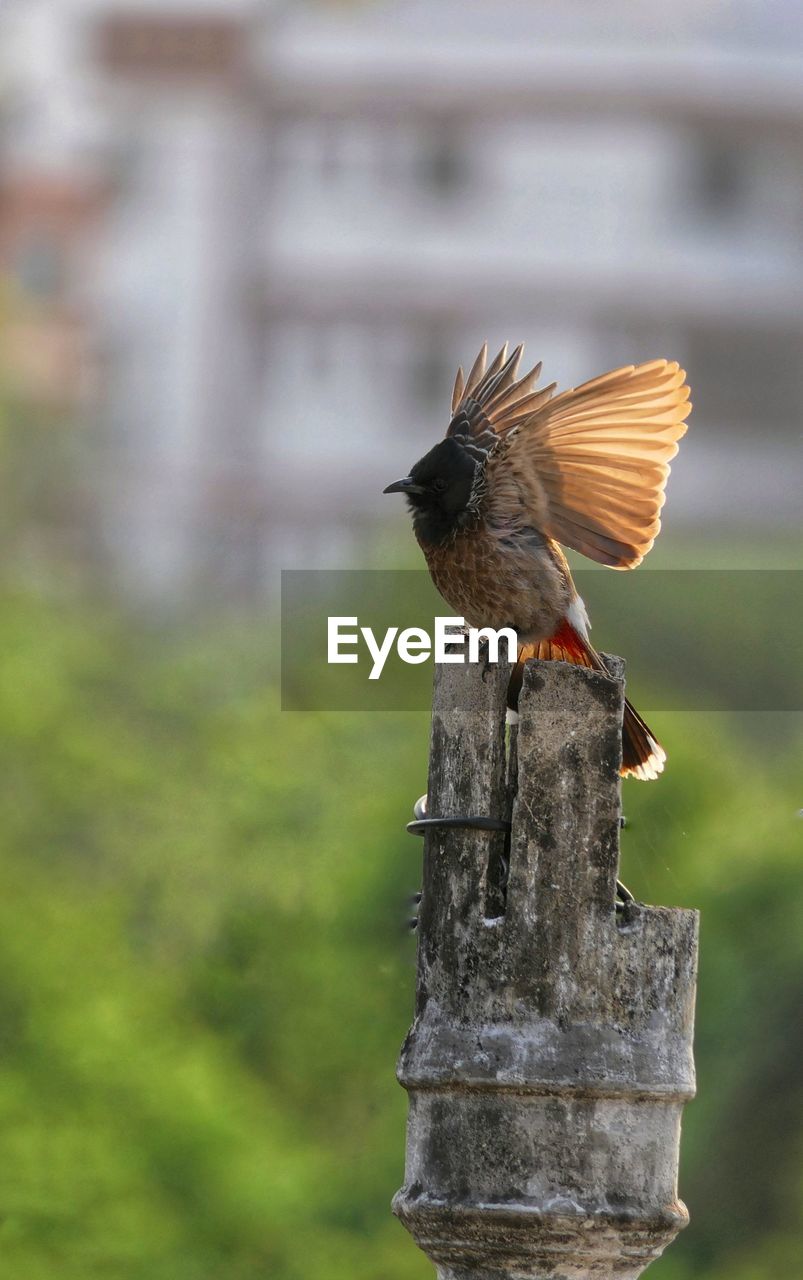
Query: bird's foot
407 890 421 933
475 636 494 683
615 878 636 915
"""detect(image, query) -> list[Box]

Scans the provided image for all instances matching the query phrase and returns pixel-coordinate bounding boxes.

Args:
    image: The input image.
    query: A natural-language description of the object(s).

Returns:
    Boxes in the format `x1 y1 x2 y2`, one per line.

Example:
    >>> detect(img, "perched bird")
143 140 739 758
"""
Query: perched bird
384 343 691 779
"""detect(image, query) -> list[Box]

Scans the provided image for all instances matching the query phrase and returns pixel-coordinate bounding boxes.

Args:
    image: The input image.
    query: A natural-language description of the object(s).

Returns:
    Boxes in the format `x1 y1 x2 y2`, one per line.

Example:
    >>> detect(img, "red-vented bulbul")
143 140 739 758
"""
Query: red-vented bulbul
384 343 691 779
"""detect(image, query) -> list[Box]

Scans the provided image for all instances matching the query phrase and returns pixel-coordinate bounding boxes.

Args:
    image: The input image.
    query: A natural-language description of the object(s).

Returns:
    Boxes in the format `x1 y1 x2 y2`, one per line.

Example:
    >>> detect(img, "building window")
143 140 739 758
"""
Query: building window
417 132 469 199
413 341 453 411
13 235 64 299
691 138 747 220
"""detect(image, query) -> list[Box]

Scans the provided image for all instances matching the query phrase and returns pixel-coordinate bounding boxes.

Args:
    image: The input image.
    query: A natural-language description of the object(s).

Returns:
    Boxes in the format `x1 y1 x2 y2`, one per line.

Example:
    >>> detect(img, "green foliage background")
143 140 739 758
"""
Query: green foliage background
0 582 800 1279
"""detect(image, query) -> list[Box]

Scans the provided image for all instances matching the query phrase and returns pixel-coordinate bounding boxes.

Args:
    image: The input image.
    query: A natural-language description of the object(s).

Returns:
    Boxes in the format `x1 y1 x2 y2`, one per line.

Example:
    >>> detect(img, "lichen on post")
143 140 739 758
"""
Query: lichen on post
393 654 698 1280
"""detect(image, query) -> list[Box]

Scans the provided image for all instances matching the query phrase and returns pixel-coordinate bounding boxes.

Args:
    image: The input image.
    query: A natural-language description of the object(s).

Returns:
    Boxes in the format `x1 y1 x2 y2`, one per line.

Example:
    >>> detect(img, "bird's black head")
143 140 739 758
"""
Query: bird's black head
383 437 482 545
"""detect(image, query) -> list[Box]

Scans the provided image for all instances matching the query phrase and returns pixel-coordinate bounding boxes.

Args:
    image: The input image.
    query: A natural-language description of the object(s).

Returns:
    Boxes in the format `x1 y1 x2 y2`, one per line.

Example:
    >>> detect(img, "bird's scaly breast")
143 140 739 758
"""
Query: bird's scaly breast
419 524 570 642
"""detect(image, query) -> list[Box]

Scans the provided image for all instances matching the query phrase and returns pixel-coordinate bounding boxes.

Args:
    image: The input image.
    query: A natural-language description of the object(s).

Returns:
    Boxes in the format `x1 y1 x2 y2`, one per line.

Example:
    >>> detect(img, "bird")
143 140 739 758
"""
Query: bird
383 342 691 780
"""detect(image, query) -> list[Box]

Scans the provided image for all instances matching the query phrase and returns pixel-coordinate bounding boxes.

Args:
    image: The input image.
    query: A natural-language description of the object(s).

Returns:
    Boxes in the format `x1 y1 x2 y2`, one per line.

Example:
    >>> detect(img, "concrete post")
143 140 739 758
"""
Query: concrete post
393 654 698 1280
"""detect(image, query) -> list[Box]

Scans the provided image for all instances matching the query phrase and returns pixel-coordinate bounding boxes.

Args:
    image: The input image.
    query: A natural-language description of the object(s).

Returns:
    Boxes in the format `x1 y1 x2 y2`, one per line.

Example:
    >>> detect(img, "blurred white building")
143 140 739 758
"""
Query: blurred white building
1 0 802 600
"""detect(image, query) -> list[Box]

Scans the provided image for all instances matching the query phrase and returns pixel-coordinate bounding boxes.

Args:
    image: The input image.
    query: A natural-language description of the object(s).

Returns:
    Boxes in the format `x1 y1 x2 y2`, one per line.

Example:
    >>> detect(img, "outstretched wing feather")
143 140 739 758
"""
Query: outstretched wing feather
503 359 691 568
445 348 689 569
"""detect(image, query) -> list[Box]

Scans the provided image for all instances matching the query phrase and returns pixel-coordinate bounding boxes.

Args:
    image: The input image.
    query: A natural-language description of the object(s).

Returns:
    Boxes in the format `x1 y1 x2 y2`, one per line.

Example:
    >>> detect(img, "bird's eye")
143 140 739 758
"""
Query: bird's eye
432 478 447 494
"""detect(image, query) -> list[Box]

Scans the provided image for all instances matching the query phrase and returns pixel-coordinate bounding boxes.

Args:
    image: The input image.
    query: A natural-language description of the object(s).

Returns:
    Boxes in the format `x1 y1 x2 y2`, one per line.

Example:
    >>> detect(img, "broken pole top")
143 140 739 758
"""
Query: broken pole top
394 653 698 1280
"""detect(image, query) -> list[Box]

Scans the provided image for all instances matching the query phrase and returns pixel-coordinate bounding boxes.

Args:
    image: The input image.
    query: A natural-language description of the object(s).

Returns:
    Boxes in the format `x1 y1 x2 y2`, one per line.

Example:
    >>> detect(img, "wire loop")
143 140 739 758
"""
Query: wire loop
406 793 510 838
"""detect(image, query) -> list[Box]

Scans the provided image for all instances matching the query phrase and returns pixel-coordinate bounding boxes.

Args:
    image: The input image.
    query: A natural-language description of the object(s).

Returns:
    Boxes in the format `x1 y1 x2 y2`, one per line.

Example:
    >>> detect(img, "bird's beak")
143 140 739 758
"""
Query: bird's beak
383 476 423 495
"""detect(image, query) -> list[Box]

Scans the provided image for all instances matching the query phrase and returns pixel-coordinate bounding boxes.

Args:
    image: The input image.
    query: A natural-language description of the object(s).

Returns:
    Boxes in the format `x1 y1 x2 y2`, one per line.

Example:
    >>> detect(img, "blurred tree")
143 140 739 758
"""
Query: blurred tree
0 585 799 1279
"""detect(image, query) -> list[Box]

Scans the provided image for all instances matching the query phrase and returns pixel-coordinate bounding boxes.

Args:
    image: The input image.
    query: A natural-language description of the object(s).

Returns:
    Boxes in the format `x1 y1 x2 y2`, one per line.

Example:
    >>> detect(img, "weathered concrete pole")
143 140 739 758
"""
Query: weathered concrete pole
393 654 698 1280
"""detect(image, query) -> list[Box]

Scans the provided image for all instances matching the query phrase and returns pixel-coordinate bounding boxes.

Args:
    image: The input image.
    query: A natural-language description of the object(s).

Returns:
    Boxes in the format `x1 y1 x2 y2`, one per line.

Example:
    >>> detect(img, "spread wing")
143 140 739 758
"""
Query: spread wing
450 344 691 569
446 342 556 453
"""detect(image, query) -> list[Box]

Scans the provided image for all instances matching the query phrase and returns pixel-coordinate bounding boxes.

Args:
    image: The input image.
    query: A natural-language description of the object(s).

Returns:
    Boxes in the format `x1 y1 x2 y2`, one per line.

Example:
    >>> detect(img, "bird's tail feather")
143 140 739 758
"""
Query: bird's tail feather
510 622 665 781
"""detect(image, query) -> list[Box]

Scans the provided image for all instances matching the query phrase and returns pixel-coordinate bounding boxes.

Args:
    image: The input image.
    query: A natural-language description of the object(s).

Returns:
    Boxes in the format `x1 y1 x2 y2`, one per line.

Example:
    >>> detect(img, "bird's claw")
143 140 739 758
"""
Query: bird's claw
615 878 637 916
477 637 493 683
